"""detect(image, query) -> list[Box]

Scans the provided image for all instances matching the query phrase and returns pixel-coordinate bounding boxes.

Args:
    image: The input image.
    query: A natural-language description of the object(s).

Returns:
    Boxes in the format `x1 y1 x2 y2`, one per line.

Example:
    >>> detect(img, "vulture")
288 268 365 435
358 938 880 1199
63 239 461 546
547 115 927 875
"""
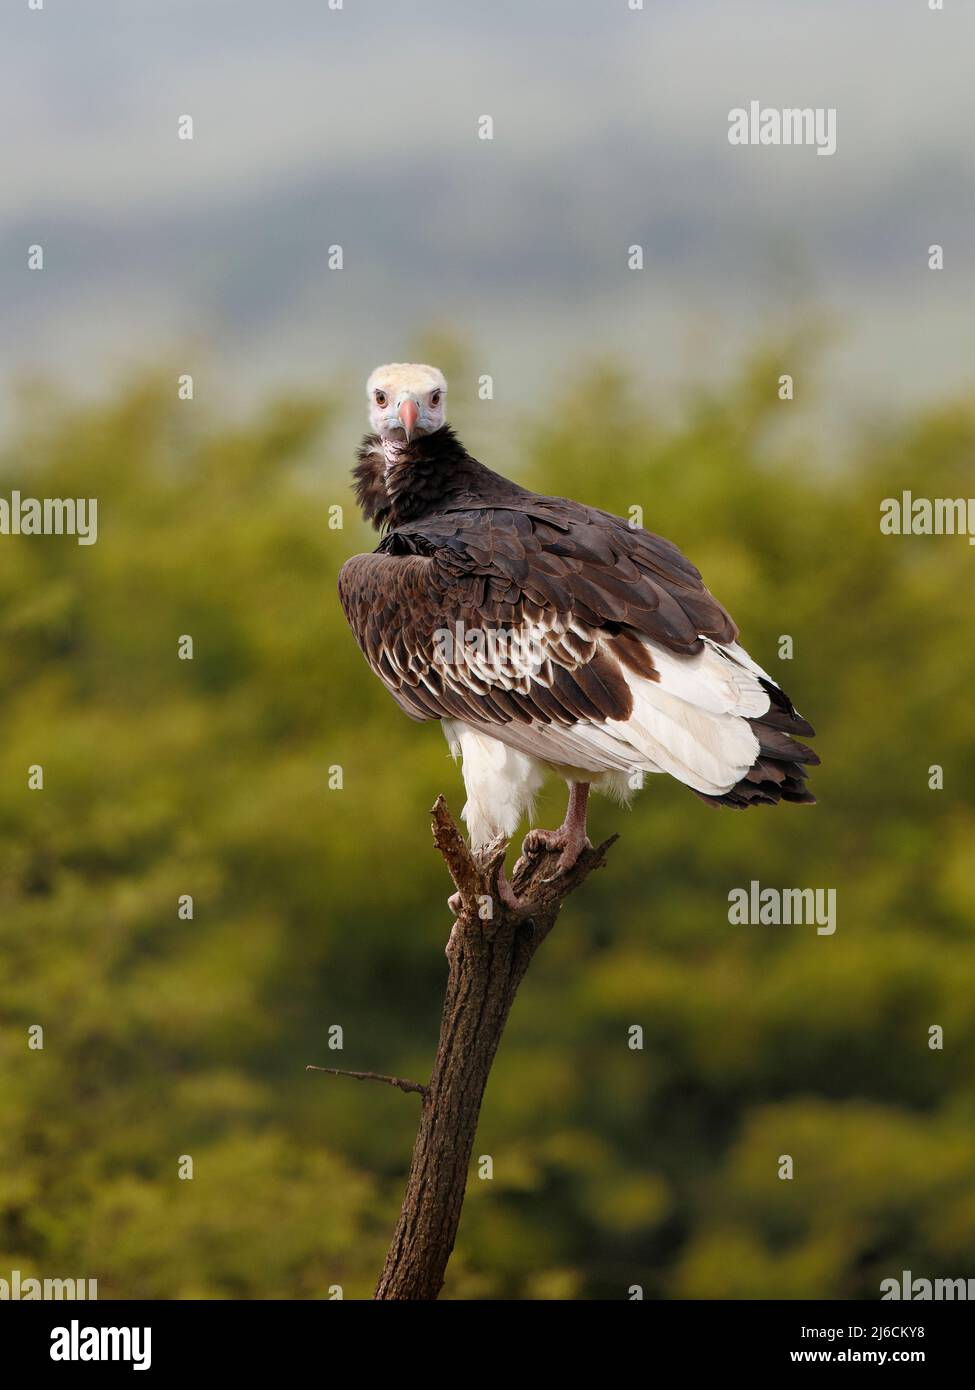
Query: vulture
339 363 817 907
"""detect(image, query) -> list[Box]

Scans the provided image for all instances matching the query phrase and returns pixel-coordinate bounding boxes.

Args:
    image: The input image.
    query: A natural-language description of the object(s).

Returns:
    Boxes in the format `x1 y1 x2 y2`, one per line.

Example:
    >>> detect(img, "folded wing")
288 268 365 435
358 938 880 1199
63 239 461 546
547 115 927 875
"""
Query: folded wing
338 499 817 805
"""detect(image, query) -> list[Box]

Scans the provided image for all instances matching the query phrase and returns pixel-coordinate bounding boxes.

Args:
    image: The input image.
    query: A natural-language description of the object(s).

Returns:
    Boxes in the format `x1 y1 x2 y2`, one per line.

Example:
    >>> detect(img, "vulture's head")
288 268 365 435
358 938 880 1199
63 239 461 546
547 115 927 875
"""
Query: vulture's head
367 362 447 443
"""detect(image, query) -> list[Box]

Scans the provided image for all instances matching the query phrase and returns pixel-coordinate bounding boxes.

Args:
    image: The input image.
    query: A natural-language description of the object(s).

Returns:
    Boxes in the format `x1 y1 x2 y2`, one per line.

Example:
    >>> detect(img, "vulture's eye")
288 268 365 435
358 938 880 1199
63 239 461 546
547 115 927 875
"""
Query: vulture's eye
374 390 388 407
430 390 441 406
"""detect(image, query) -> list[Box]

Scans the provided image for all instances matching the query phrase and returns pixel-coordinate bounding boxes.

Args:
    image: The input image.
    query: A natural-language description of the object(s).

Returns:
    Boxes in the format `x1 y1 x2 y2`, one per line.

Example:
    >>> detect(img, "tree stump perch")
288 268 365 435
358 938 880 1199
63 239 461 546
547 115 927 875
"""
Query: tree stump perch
359 795 616 1300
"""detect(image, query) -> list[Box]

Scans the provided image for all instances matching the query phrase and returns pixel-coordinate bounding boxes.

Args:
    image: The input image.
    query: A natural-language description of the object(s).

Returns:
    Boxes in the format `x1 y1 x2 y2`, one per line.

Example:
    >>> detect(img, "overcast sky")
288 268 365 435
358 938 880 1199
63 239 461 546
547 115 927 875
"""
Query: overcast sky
2 0 972 433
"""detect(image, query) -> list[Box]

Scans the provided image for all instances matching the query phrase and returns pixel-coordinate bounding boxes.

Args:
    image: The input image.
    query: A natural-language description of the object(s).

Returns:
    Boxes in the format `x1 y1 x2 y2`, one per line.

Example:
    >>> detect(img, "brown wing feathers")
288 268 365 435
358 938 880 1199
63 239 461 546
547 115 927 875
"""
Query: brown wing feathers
338 540 634 729
339 461 816 807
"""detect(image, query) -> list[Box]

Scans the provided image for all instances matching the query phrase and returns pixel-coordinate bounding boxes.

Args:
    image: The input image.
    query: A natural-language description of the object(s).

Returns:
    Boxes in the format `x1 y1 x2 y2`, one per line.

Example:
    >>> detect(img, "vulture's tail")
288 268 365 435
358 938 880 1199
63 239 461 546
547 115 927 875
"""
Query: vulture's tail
694 679 818 809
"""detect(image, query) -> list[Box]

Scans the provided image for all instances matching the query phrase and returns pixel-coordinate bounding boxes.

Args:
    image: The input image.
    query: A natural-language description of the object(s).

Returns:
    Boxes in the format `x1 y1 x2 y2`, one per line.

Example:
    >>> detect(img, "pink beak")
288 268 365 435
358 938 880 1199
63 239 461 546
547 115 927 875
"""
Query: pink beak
398 398 419 441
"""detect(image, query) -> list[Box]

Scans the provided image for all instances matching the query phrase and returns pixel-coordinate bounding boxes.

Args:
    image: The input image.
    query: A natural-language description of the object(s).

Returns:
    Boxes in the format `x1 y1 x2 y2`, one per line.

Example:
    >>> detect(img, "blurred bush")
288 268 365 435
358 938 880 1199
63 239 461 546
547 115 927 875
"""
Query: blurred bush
1 355 973 1298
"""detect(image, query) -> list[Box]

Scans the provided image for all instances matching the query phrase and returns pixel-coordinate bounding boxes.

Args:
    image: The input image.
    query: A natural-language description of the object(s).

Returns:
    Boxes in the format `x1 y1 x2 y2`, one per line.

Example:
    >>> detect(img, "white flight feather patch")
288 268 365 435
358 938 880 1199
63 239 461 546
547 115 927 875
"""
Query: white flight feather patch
430 627 779 830
438 631 768 800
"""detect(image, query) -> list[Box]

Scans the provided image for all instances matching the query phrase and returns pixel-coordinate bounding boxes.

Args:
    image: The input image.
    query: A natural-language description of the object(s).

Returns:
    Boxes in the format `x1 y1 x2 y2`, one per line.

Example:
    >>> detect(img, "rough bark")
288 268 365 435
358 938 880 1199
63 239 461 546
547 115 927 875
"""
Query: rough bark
368 795 616 1301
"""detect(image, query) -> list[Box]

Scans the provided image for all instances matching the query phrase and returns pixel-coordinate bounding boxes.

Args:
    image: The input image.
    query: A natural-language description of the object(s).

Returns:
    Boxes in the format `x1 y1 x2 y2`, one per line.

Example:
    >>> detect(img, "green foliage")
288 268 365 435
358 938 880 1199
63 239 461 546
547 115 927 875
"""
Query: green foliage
1 358 973 1299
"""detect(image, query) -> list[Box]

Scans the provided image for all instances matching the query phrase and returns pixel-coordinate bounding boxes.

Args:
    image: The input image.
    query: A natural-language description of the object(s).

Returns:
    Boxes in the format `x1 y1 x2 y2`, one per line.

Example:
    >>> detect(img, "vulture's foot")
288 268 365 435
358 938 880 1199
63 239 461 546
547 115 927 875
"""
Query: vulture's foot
522 824 592 878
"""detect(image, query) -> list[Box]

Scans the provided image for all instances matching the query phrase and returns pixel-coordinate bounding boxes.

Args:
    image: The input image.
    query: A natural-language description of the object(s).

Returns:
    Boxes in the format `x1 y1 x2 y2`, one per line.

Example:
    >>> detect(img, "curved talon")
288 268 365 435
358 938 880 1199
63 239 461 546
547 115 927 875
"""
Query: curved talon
494 864 525 914
522 827 563 858
447 890 463 916
521 827 592 878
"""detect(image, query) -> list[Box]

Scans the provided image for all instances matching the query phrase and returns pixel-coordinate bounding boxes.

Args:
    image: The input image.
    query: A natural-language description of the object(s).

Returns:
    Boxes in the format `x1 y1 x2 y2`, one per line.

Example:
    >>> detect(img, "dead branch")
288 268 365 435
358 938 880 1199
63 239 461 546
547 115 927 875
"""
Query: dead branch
306 1066 428 1097
364 795 616 1300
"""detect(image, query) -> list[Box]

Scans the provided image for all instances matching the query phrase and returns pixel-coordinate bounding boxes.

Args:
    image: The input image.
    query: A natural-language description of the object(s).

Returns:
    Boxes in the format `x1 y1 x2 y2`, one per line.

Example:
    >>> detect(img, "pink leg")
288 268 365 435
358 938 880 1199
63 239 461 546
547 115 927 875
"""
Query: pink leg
522 782 592 874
